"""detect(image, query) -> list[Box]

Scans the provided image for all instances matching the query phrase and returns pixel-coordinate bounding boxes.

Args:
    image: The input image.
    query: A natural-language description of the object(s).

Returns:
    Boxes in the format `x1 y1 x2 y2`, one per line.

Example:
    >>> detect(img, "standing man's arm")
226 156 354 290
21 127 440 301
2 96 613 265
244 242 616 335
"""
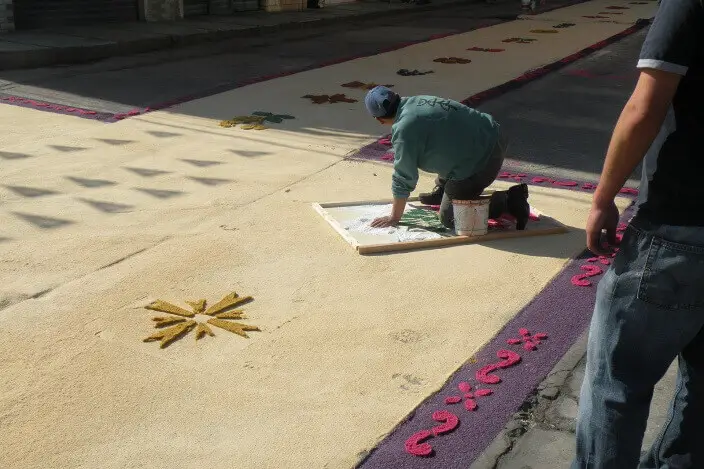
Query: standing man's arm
586 0 700 254
587 70 680 253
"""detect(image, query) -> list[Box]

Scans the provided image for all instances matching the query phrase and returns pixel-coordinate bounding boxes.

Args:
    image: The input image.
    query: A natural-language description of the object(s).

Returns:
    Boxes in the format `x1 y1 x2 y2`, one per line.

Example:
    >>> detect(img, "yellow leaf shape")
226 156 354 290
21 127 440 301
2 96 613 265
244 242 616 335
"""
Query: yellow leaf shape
143 321 196 348
220 115 265 127
186 299 207 314
145 300 195 318
204 292 253 316
195 322 215 340
214 310 247 320
207 318 260 338
240 124 267 130
152 316 187 328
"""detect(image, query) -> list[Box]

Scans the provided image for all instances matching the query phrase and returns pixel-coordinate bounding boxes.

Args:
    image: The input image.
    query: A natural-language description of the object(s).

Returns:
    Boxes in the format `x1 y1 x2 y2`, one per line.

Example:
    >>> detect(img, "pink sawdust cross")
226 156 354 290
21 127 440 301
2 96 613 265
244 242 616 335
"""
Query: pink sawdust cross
444 381 493 411
587 255 611 265
507 328 547 351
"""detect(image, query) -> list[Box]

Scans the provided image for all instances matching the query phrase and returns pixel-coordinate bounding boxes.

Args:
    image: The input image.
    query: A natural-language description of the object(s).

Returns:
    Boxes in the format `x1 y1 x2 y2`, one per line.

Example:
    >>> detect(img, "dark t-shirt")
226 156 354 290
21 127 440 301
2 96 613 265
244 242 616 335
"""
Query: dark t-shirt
636 0 704 225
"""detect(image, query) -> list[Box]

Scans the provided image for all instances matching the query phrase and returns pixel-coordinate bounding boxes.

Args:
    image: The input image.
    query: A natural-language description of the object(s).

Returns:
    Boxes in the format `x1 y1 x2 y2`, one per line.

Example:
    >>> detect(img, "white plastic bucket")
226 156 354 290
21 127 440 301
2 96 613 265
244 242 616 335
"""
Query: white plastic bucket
453 197 491 236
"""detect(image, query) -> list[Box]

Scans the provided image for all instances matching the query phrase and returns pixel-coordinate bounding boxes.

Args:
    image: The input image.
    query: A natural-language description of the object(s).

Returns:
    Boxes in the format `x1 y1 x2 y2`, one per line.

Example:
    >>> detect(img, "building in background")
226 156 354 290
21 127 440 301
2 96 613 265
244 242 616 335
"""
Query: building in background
1 0 319 32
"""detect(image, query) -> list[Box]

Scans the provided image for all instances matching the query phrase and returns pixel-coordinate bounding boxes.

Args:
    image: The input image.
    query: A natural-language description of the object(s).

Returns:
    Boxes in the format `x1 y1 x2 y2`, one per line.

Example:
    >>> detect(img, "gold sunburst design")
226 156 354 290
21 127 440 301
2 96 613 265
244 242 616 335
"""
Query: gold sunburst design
143 292 261 348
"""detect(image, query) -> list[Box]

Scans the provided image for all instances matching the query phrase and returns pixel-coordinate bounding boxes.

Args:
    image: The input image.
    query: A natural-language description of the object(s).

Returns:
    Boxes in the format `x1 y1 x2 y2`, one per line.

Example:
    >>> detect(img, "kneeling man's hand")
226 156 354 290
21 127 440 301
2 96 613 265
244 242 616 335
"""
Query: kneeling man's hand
371 215 401 228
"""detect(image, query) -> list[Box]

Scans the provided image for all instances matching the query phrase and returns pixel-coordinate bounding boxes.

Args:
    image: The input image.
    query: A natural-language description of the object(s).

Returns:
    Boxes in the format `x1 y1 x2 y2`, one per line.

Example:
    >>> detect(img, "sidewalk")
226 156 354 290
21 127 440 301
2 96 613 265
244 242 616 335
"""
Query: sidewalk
0 0 477 71
471 333 678 468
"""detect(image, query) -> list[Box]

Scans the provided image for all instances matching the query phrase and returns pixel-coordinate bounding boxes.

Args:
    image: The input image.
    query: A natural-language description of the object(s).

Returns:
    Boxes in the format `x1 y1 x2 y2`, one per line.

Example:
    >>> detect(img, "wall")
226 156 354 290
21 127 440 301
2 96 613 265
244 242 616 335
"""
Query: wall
0 0 14 32
209 0 231 14
210 0 260 13
143 0 183 21
261 0 305 13
0 0 286 31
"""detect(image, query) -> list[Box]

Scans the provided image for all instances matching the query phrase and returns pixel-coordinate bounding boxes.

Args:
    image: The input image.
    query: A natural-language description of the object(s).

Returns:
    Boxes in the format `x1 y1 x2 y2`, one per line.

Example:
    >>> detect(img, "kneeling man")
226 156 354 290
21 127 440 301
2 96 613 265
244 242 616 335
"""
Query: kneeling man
364 86 529 230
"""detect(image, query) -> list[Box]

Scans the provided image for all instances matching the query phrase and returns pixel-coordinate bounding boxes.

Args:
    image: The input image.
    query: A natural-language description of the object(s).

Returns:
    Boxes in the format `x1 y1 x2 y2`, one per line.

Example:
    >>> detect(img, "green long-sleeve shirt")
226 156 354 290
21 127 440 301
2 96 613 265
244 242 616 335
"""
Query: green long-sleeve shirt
390 96 500 199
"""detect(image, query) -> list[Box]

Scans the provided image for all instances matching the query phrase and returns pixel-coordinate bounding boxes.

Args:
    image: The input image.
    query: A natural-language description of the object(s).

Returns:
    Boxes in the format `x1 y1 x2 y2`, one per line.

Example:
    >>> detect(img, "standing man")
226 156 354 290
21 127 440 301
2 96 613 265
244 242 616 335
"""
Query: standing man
363 86 529 230
573 2 704 468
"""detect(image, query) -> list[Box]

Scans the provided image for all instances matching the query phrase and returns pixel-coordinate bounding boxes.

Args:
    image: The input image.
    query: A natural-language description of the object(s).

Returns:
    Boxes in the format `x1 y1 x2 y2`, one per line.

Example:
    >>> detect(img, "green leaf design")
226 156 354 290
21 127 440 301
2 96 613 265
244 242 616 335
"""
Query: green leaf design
251 112 296 123
398 208 452 235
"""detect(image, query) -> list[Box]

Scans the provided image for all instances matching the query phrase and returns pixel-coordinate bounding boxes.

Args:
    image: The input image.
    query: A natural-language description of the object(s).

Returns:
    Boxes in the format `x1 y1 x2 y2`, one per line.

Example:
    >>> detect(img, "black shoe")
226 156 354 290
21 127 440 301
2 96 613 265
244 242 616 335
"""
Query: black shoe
419 185 444 205
507 183 530 230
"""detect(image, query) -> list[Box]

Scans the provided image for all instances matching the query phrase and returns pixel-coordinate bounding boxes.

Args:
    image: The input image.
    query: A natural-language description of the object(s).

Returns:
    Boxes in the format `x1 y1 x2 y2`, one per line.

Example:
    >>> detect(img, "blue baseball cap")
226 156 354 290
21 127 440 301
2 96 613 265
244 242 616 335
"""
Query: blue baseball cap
364 86 400 118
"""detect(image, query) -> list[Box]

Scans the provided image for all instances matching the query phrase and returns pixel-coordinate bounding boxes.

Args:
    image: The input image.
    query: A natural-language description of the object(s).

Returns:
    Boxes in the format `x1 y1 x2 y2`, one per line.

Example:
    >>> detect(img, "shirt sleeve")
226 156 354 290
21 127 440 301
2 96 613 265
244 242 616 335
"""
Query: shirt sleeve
637 0 703 75
390 124 423 199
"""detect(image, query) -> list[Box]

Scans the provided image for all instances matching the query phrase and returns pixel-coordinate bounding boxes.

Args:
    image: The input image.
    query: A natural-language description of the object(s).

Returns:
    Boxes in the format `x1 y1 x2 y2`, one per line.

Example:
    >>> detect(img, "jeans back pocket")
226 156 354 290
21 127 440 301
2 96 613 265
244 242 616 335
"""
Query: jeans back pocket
637 237 704 310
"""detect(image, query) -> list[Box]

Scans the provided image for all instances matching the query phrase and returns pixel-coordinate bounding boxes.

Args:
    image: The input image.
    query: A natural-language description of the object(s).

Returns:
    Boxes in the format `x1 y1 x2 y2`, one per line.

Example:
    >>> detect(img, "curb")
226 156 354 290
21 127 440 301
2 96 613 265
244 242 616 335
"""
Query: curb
468 332 587 469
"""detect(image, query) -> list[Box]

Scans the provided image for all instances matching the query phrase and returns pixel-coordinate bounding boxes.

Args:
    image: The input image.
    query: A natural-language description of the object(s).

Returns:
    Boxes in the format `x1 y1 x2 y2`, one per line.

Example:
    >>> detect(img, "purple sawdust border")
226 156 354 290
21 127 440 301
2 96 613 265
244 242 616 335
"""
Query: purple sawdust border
0 94 116 122
348 17 651 166
461 18 651 107
357 196 638 469
0 0 602 123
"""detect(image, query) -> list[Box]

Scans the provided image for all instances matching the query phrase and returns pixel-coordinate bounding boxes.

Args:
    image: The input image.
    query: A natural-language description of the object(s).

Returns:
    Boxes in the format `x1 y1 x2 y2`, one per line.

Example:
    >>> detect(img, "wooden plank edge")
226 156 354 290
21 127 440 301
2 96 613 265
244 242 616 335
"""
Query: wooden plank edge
312 203 360 251
357 224 569 255
317 197 420 209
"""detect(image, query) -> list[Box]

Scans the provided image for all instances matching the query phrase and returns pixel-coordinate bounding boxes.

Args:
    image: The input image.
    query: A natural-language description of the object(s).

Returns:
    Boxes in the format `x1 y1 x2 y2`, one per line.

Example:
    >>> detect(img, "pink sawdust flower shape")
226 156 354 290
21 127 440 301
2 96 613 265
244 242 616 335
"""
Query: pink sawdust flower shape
444 381 493 411
507 328 548 351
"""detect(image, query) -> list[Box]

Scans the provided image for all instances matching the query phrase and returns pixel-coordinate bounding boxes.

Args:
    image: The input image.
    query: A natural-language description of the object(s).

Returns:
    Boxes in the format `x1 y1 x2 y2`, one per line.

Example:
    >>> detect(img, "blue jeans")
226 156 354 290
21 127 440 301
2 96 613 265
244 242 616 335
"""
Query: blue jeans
572 217 704 469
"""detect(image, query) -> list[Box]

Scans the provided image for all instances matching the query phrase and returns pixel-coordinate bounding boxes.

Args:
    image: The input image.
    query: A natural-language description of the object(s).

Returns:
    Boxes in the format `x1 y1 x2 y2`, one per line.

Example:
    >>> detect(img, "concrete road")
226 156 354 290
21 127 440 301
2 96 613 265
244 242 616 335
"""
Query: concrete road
0 3 657 467
1 0 643 183
1 12 648 312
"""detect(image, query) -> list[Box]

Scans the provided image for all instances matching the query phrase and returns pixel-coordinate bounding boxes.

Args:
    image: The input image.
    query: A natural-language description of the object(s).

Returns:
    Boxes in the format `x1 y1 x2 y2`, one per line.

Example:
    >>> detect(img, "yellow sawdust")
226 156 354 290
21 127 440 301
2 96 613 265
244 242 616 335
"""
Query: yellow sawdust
143 320 197 348
152 316 187 328
207 318 261 338
204 292 253 316
240 124 268 130
145 300 195 318
143 292 260 347
214 310 247 320
219 115 266 128
186 299 206 314
195 322 215 341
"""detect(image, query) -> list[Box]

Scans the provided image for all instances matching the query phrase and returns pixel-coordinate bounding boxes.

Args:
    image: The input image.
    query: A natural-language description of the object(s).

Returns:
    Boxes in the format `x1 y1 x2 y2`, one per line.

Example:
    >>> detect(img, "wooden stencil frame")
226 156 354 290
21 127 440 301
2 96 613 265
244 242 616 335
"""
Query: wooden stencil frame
312 197 570 255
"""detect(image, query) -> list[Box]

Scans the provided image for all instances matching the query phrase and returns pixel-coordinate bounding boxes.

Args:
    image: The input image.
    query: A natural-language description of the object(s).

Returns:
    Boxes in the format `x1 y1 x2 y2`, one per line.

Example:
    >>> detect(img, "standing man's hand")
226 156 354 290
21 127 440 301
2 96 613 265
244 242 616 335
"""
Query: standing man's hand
586 200 620 255
371 215 401 228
